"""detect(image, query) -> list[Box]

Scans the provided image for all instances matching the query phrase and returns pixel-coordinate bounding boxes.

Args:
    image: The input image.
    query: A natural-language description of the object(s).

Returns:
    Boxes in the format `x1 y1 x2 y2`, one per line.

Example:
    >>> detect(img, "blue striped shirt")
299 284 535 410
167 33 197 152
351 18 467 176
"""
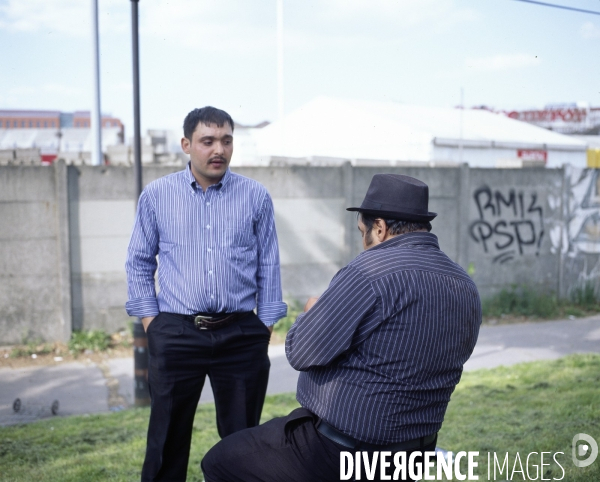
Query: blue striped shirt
286 232 481 444
125 165 287 326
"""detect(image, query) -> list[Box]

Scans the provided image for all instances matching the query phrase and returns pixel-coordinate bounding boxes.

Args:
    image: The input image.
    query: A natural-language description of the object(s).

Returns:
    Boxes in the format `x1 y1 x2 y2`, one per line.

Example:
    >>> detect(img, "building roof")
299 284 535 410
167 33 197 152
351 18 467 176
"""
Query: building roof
254 97 587 163
0 110 61 118
572 135 600 149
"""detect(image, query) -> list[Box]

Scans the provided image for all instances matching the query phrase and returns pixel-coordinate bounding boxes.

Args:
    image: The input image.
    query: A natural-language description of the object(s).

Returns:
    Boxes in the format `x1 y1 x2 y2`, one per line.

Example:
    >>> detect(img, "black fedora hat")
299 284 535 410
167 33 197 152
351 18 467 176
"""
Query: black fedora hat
347 174 437 222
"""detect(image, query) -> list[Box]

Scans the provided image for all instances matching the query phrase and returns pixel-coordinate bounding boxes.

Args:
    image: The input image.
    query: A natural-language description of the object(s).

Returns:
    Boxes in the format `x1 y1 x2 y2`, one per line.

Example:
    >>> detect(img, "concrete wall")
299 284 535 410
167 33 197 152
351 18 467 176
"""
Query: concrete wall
1 162 599 344
0 163 71 343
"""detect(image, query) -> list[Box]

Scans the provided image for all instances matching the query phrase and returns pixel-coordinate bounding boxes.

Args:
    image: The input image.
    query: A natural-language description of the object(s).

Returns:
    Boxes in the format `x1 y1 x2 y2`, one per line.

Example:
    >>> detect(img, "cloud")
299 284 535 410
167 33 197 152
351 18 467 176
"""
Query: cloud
5 83 83 97
42 83 84 95
107 82 133 93
0 83 85 110
320 0 479 31
465 53 541 72
140 1 273 52
0 0 127 36
0 0 274 52
267 0 479 53
0 0 478 52
580 21 600 39
0 0 85 35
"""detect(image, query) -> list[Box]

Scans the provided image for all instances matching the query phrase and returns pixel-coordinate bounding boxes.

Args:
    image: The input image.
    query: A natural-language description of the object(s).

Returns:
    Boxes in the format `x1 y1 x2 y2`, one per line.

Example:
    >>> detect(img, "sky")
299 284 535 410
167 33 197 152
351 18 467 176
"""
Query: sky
1 0 599 140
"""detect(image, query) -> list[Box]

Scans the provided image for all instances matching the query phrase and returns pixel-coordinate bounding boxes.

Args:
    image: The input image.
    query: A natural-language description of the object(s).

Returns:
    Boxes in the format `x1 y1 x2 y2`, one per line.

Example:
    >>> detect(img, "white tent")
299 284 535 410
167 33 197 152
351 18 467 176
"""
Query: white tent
0 127 123 153
253 97 587 168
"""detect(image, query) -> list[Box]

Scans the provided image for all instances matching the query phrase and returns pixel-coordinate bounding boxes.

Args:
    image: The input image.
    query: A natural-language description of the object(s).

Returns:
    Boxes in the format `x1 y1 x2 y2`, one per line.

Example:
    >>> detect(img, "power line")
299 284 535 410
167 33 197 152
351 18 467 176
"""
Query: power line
512 0 600 16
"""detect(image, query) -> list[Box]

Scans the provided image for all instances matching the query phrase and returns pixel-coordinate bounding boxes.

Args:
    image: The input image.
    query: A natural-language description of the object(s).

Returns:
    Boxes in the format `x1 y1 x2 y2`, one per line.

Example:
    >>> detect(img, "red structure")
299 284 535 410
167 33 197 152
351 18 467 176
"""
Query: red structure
0 110 60 129
0 109 123 133
72 111 124 129
472 104 600 135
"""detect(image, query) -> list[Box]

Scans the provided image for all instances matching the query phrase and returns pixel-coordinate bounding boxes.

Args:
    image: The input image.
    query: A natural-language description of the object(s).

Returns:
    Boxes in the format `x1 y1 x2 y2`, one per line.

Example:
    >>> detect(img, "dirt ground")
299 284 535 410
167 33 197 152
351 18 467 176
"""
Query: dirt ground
0 314 584 370
0 329 287 369
0 343 133 369
0 330 134 369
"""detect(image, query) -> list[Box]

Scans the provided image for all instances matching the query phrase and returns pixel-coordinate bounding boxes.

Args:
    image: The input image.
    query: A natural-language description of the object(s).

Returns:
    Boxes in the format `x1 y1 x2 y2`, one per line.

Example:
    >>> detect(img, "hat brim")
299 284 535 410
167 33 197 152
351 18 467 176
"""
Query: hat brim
346 207 437 222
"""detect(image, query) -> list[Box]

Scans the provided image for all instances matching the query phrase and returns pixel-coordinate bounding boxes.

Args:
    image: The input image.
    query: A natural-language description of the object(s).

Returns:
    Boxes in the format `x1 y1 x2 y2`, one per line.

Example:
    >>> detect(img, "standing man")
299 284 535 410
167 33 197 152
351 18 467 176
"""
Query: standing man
202 174 482 482
126 106 287 482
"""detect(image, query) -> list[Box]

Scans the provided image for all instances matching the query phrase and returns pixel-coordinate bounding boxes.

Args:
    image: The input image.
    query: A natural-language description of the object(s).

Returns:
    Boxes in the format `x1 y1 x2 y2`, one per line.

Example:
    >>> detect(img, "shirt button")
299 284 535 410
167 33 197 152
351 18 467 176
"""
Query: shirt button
206 202 211 206
206 225 210 229
207 248 212 252
210 295 214 299
208 270 213 275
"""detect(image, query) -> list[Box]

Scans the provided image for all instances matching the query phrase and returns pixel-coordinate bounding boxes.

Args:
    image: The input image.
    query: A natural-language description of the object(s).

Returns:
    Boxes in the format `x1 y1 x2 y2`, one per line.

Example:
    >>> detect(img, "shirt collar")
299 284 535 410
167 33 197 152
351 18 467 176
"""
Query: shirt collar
185 162 232 192
367 231 440 251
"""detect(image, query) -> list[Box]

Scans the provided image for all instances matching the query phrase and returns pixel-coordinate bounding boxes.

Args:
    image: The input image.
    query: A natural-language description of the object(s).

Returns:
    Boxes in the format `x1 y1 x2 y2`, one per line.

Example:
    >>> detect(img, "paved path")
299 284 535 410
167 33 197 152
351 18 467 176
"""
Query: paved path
1 316 599 426
464 316 600 370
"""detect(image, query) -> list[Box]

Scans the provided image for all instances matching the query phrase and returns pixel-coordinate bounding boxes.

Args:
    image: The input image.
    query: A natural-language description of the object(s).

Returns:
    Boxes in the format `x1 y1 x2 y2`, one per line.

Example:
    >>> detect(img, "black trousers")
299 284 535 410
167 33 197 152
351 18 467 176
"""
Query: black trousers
141 311 271 482
201 408 437 482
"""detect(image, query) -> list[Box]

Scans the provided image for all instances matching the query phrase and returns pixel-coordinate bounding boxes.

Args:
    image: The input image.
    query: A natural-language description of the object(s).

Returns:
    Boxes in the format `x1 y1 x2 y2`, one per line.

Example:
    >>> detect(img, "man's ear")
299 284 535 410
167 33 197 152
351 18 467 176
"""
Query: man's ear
375 218 388 242
181 136 191 154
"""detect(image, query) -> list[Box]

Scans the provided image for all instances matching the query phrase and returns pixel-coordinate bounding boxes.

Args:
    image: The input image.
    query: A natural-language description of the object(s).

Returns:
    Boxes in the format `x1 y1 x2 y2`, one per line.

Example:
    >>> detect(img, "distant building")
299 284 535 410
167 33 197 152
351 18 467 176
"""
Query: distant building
253 97 588 168
474 103 600 135
0 110 60 129
0 109 125 165
0 109 124 136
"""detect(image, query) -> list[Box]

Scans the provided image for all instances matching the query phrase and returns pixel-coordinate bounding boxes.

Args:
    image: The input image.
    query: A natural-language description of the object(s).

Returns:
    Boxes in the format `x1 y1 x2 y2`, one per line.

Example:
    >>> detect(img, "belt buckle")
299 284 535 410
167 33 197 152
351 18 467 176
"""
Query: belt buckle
194 315 213 330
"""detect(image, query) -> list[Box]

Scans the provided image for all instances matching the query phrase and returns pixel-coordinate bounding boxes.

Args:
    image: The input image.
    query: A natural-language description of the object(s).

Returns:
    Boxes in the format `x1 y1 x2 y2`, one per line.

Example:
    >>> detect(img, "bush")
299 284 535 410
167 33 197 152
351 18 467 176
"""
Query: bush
570 282 600 310
273 300 303 337
482 285 558 319
10 343 53 358
482 283 600 321
68 330 111 353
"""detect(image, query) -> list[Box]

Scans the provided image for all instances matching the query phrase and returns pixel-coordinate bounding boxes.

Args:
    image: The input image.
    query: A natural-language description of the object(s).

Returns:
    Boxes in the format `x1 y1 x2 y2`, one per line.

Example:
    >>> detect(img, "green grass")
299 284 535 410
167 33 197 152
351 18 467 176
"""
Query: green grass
1 356 599 481
0 393 299 482
439 354 600 481
482 284 600 321
8 343 53 358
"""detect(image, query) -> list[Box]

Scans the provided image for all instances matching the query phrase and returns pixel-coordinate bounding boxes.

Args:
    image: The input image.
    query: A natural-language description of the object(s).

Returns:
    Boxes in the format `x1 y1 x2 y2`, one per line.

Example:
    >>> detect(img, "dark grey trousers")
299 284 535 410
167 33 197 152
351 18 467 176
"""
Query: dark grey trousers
141 311 271 482
202 407 437 482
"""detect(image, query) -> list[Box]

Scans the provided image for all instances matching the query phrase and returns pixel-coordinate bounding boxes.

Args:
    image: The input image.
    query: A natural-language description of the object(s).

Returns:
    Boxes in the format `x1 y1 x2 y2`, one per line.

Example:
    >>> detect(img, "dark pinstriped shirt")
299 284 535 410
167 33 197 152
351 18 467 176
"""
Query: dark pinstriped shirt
286 232 481 444
125 166 286 326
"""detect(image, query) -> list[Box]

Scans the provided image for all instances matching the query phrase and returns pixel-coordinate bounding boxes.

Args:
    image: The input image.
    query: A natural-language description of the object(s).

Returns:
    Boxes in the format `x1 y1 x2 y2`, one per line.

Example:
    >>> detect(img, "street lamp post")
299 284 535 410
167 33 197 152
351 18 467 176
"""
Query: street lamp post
130 0 150 407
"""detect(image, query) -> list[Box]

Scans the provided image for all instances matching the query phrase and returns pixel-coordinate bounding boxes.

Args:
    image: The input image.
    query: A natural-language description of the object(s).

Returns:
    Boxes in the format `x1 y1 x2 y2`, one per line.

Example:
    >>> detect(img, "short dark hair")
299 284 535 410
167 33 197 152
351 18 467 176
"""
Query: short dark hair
360 212 432 235
183 106 234 140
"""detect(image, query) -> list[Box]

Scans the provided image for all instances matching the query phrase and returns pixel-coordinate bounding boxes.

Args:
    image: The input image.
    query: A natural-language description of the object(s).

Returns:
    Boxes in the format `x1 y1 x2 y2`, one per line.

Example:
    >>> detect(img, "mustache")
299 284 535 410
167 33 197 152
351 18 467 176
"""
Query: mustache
209 156 226 163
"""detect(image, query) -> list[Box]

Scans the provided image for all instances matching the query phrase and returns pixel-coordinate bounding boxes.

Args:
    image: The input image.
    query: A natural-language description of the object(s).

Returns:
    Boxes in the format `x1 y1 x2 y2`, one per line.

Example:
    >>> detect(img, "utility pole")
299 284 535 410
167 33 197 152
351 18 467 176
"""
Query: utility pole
131 0 143 201
277 0 284 124
459 87 464 164
277 0 284 154
91 0 103 166
130 0 149 407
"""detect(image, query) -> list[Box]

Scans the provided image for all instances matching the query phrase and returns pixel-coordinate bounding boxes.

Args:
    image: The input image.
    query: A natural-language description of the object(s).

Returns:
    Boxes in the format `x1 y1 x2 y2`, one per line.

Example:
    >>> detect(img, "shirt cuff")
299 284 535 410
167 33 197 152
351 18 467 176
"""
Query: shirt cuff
125 297 160 319
257 301 288 327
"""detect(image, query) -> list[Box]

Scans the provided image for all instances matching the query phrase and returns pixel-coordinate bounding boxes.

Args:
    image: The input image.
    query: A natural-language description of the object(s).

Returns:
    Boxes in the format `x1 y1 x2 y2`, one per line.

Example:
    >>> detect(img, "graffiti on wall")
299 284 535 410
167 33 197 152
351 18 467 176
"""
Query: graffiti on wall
550 168 600 256
469 185 544 264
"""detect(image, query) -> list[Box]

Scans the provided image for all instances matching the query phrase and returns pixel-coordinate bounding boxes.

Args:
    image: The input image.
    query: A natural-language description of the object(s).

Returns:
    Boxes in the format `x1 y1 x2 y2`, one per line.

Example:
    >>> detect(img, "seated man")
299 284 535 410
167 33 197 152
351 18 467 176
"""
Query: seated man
202 174 482 482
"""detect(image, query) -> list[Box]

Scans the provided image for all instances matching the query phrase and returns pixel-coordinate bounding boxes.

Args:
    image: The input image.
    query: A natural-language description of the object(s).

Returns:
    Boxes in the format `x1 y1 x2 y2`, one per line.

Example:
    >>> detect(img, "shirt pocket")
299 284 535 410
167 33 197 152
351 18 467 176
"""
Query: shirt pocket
223 228 254 248
158 240 177 255
222 228 256 264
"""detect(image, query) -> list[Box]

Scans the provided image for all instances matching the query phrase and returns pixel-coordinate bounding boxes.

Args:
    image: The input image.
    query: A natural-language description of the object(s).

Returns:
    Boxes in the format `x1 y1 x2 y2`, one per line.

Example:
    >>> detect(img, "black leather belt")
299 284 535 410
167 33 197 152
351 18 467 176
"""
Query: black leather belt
316 419 437 452
181 312 250 330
